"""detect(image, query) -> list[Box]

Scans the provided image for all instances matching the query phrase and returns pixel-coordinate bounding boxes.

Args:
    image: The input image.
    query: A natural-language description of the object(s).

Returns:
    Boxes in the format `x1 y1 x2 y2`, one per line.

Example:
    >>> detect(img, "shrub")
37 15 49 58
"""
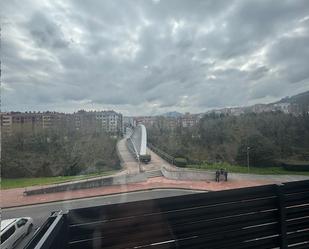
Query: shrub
95 160 107 171
281 160 309 171
174 157 187 167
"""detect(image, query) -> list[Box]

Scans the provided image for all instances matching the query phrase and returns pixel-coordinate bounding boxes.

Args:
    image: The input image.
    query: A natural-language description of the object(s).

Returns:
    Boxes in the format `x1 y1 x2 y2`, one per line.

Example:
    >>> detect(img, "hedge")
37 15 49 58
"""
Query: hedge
281 160 309 171
174 157 188 167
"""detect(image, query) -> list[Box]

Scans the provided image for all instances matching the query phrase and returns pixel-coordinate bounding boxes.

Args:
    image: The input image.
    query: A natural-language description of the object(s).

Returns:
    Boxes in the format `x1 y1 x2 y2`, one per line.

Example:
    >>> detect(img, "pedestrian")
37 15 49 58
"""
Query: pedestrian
220 168 224 175
215 170 220 182
224 170 228 181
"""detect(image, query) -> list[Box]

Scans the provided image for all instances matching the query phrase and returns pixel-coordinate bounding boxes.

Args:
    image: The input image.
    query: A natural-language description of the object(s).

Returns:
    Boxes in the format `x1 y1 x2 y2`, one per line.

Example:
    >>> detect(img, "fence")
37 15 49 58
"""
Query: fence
126 137 139 160
25 180 309 249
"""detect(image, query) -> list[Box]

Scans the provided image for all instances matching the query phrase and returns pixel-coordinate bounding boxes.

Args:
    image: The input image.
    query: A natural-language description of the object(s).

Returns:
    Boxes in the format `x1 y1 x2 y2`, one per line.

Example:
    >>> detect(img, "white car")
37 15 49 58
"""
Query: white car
1 217 33 249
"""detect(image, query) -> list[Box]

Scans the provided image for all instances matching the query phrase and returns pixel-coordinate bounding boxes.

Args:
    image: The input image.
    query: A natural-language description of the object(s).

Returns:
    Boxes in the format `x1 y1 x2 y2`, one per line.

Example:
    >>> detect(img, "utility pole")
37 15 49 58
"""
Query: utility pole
247 146 250 173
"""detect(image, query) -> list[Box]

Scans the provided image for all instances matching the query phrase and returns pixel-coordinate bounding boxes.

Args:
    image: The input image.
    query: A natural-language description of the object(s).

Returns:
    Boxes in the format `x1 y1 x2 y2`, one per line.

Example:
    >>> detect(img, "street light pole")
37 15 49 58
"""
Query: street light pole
138 156 141 173
247 146 250 173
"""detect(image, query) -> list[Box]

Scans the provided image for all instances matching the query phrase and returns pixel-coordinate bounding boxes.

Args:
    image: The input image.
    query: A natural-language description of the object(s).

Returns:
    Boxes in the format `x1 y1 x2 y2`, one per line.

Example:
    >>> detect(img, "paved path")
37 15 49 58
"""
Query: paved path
117 138 140 174
1 176 277 208
141 148 172 172
116 136 173 173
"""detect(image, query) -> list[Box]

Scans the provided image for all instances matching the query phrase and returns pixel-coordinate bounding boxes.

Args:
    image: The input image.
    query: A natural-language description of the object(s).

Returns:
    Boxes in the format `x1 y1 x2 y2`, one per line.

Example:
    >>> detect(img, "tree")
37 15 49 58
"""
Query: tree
236 133 279 167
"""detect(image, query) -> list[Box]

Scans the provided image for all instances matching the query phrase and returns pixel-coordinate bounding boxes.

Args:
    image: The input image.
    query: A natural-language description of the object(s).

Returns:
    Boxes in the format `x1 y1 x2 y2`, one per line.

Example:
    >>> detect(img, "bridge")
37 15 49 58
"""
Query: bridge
117 124 170 176
126 124 150 163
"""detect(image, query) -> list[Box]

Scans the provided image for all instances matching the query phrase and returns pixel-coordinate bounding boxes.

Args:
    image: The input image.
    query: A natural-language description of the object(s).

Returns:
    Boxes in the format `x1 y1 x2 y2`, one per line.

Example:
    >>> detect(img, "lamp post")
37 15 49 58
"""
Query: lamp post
247 146 250 173
138 156 141 173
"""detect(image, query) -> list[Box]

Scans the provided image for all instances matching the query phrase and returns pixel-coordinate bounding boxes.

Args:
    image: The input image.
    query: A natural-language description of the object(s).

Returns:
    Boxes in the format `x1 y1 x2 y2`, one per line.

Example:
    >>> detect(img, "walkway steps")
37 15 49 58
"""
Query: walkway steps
145 170 163 178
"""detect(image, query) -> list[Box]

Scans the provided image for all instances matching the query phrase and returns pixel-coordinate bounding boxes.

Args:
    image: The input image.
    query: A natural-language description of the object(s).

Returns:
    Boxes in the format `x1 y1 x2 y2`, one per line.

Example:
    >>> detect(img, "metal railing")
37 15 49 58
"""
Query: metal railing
148 143 175 164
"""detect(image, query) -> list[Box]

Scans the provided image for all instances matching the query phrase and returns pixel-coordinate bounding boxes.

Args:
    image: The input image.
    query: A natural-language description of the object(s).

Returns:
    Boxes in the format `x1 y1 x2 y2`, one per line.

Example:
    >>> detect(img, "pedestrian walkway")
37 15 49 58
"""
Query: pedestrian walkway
117 138 140 174
117 136 173 173
141 148 172 172
1 177 278 208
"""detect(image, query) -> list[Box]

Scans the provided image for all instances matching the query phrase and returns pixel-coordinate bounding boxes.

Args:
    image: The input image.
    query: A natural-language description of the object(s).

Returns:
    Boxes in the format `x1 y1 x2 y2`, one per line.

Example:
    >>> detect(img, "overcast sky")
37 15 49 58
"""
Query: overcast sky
2 0 309 115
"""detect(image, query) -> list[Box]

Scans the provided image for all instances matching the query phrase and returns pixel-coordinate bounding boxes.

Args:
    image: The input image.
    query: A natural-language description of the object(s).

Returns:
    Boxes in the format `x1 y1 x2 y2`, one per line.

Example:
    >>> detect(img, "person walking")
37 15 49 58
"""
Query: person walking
215 170 220 182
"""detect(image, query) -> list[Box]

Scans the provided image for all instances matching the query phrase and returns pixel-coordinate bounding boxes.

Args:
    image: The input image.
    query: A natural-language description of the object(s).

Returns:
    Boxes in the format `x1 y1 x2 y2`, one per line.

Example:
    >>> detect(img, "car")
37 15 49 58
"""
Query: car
1 217 33 249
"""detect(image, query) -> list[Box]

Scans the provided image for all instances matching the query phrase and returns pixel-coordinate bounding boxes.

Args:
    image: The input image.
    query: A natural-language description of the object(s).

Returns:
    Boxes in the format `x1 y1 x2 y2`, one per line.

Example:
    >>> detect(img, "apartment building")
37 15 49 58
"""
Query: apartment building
134 116 155 127
1 110 123 135
180 113 200 128
1 113 13 135
95 110 123 133
0 112 43 135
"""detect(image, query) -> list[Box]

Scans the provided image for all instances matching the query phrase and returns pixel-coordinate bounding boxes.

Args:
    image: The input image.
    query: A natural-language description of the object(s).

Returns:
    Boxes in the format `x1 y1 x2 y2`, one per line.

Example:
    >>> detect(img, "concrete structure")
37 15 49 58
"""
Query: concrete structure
24 173 147 195
117 127 166 174
161 165 309 182
161 166 213 181
127 124 150 162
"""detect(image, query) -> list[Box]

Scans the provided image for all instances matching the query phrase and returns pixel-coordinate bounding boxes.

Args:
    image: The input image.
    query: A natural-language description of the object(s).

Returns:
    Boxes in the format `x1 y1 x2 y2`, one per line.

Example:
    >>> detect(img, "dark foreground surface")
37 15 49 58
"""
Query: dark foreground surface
2 189 200 249
23 180 309 249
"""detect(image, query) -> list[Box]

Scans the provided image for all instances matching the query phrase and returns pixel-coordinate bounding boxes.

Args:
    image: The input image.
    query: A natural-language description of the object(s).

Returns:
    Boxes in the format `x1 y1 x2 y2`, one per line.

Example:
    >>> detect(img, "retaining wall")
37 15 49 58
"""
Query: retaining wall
161 166 309 182
161 166 214 181
24 173 147 196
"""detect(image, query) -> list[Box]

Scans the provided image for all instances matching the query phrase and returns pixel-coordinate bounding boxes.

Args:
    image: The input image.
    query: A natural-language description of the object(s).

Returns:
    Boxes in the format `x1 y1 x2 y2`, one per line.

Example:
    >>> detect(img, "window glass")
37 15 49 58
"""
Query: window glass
1 1 309 248
1 226 16 244
17 219 27 228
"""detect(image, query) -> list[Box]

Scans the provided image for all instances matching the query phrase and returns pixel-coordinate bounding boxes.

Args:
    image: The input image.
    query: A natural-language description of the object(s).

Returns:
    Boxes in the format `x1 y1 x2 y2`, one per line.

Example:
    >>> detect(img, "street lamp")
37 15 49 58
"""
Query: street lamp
247 146 250 173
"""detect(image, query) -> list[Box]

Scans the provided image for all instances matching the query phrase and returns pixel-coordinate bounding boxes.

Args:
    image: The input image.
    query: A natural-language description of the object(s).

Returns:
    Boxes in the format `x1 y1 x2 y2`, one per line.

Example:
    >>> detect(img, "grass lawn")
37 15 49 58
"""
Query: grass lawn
1 171 117 190
188 163 309 175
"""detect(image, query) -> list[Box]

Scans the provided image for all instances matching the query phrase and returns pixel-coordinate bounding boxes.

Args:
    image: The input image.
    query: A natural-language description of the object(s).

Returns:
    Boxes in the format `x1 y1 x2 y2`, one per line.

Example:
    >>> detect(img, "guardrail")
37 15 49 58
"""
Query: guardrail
24 180 309 249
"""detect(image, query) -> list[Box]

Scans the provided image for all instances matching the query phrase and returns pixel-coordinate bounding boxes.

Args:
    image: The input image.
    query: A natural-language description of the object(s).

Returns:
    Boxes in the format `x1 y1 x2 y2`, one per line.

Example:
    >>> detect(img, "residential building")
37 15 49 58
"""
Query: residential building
0 110 123 136
96 110 123 133
180 113 200 128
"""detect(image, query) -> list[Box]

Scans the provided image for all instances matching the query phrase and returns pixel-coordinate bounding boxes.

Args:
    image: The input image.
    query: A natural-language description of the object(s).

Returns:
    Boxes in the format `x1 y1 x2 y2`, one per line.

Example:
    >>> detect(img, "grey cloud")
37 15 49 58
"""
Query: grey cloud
2 0 309 114
268 35 309 84
248 66 270 81
27 12 69 49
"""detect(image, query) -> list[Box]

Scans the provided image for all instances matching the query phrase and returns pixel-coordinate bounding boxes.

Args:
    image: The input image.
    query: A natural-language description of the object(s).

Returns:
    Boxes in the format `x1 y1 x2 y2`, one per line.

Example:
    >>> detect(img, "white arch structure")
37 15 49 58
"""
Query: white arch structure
127 124 149 161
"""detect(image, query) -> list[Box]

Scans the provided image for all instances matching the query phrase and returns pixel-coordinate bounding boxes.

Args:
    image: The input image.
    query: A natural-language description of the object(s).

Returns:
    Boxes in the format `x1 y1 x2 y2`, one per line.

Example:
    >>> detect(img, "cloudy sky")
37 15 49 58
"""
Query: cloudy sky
2 0 309 115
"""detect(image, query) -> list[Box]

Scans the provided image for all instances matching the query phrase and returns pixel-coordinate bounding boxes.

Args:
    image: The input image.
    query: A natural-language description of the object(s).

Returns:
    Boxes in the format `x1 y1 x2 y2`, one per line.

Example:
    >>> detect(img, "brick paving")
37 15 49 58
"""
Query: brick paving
1 177 277 208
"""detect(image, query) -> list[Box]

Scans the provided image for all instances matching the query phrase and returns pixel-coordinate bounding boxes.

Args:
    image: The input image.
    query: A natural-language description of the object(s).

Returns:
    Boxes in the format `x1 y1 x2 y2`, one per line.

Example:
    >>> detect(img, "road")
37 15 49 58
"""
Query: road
2 189 203 249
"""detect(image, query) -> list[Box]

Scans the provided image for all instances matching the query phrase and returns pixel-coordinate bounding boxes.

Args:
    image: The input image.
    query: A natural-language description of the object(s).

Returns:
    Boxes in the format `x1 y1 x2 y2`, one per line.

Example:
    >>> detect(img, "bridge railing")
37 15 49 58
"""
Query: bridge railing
127 137 139 160
148 143 175 164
